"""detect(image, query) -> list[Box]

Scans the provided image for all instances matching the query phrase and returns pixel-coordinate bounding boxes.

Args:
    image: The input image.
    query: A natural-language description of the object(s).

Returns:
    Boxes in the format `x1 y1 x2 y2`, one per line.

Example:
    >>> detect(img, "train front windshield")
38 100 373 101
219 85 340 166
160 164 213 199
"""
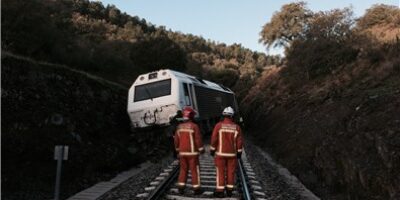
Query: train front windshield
134 79 171 102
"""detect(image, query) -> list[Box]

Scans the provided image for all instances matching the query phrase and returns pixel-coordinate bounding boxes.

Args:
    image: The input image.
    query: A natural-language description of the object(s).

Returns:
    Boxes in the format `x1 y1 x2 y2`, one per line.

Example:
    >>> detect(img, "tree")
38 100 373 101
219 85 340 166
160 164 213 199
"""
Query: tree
306 8 354 42
88 1 106 19
2 0 62 56
259 2 312 49
357 4 400 29
107 5 121 25
129 37 187 71
286 8 358 79
207 68 239 88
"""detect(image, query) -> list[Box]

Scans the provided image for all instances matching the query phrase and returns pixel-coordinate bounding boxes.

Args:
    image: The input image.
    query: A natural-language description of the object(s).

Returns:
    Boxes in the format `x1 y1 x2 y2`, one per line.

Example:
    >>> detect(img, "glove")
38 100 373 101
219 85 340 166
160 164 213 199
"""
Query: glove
237 152 242 159
210 150 215 157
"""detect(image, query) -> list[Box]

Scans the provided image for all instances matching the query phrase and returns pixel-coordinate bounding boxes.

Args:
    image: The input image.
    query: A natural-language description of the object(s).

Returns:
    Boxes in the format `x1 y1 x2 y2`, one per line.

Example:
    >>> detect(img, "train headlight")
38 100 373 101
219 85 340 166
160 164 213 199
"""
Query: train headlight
148 72 157 79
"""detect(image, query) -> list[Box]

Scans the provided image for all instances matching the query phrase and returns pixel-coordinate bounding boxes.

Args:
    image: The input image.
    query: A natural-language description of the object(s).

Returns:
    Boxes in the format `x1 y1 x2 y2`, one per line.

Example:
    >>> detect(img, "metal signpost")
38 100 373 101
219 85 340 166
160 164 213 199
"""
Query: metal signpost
54 145 69 200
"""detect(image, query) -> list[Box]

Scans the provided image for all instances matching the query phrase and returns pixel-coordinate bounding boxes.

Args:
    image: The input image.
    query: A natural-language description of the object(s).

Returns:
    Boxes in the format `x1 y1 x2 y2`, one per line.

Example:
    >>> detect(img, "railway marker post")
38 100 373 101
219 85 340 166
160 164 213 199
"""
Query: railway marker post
54 145 69 200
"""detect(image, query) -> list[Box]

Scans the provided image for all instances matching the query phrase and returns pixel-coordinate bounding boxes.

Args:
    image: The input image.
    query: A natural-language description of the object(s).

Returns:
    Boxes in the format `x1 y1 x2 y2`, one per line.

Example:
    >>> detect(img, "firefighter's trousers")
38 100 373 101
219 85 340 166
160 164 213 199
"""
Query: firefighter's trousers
178 155 200 189
215 156 237 192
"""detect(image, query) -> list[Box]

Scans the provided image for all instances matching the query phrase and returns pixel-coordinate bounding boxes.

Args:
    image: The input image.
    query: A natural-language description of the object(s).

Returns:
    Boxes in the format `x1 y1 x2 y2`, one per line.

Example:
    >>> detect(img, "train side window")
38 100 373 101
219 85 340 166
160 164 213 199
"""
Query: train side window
188 83 195 108
183 83 191 106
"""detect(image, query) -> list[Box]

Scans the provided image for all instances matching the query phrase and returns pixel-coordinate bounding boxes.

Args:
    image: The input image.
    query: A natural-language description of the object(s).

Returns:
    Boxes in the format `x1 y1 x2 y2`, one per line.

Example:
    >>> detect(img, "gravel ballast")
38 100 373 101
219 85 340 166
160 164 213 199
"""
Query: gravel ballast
244 139 320 200
99 157 174 200
98 138 320 200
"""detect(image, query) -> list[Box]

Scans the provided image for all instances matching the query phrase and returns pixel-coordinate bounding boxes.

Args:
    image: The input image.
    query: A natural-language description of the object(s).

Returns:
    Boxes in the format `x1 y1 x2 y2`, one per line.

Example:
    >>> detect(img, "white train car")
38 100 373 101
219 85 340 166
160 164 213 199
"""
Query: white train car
127 69 239 131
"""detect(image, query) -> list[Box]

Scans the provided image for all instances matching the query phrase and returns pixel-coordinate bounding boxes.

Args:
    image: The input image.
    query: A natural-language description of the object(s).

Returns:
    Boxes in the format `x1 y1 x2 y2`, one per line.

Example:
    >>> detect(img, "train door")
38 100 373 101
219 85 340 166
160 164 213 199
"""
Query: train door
188 84 198 112
189 84 212 134
182 83 198 109
182 83 192 107
183 83 207 132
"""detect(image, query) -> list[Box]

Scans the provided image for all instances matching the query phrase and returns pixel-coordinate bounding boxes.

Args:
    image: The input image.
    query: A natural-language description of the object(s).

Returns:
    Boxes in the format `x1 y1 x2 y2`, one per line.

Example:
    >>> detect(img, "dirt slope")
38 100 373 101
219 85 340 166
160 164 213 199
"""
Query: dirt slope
241 55 400 199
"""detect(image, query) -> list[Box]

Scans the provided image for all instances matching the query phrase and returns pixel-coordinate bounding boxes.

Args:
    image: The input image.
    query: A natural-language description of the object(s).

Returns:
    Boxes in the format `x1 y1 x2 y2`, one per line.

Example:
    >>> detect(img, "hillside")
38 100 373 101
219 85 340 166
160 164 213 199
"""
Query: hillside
242 55 400 199
2 0 279 101
243 3 400 199
1 53 170 199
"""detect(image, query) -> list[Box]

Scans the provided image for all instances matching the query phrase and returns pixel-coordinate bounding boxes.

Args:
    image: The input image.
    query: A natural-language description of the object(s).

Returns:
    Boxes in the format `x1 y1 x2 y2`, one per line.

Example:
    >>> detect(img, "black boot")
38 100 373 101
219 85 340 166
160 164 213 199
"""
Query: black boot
226 189 233 197
214 191 224 198
194 188 203 195
178 187 185 194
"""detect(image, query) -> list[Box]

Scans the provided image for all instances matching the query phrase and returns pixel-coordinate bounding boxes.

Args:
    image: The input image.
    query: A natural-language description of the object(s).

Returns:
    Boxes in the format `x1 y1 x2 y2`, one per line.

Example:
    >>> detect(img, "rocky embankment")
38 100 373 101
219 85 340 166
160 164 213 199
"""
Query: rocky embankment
1 53 170 200
242 58 400 199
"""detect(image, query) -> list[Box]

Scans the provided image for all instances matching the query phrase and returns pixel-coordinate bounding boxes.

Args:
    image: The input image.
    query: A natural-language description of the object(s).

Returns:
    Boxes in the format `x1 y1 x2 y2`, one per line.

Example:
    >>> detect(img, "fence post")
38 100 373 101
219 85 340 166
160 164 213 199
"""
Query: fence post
54 145 69 200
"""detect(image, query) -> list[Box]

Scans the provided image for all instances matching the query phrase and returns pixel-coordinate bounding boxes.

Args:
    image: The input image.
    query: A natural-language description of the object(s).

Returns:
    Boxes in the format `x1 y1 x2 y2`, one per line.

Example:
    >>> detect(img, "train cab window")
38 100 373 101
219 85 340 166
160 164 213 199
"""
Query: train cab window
182 83 191 106
134 79 171 102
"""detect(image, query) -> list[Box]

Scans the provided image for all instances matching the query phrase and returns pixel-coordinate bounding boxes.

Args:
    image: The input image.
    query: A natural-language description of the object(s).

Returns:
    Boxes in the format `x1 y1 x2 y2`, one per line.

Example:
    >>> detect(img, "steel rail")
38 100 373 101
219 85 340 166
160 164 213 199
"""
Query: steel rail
238 158 252 200
146 164 180 200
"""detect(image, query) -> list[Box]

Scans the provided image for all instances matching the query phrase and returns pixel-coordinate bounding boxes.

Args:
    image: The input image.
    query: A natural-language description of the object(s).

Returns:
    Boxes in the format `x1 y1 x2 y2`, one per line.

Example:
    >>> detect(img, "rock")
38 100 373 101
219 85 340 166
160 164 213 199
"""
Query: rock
50 113 64 125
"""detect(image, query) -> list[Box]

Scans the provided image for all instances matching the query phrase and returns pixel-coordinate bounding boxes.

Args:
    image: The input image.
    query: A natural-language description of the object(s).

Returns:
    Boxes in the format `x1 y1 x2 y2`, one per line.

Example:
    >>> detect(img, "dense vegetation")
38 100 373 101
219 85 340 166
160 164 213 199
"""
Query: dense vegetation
247 2 400 199
2 0 280 101
260 2 400 80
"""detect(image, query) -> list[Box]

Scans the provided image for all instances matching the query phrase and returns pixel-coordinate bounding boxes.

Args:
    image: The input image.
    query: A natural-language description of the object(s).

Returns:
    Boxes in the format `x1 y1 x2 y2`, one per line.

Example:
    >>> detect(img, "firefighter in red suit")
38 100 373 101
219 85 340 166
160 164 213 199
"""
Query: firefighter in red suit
210 106 243 198
174 106 204 194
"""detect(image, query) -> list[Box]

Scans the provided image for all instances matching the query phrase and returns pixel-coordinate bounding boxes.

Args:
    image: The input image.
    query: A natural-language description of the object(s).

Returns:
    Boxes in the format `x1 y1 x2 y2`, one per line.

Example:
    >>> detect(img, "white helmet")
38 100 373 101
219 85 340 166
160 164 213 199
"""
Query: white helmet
222 106 235 116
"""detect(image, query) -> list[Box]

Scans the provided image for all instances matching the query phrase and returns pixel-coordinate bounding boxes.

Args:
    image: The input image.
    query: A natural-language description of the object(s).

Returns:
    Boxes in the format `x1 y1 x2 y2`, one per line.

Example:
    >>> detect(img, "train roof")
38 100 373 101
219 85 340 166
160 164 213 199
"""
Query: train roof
136 69 234 94
171 69 234 94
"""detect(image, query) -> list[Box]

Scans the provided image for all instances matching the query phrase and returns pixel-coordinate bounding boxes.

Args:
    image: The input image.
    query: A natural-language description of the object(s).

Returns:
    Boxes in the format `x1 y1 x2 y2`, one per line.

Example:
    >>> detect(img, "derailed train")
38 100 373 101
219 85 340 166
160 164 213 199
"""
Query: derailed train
127 69 239 132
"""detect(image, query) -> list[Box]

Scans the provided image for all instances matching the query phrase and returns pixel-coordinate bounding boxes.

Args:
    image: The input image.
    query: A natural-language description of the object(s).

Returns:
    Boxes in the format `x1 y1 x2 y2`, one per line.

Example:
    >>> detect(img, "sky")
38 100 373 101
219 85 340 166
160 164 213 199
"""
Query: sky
98 0 399 55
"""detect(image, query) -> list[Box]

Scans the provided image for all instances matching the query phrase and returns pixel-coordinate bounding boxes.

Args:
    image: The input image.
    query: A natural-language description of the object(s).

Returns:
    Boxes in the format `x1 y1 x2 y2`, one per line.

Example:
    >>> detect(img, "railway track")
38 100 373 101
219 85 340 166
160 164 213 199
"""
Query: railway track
136 145 266 200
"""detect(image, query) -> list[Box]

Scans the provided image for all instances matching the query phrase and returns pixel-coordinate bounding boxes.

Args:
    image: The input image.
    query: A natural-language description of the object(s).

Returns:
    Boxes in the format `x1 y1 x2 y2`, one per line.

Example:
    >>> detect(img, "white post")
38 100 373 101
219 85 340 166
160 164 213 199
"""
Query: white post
54 146 64 200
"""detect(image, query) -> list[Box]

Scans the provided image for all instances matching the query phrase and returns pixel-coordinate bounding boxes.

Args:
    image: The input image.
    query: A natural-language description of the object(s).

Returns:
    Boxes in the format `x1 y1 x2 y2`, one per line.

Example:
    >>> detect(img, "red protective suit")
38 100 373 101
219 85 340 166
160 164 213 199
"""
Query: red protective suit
174 121 204 189
210 117 243 192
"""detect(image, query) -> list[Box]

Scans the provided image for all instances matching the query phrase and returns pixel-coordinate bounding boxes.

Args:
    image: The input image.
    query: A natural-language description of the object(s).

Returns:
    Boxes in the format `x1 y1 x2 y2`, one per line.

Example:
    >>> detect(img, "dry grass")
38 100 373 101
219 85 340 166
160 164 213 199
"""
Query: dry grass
362 24 400 43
